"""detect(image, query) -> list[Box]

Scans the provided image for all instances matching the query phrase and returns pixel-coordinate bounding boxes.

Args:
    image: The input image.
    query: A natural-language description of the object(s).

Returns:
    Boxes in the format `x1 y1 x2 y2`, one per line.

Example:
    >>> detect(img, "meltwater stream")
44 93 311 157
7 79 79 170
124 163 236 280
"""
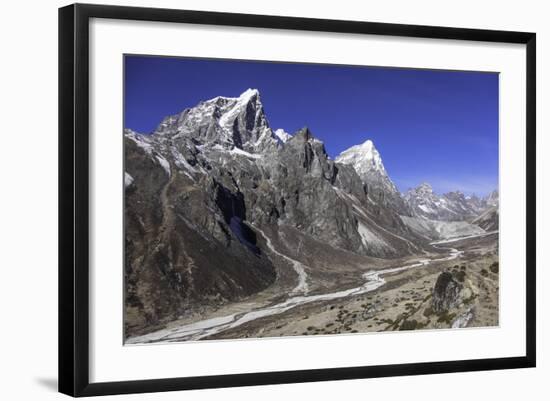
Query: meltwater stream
126 243 464 344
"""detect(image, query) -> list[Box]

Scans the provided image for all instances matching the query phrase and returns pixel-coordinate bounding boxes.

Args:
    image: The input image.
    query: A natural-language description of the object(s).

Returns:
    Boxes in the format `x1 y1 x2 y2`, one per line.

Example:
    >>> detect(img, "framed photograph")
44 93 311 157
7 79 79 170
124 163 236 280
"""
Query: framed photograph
59 3 536 397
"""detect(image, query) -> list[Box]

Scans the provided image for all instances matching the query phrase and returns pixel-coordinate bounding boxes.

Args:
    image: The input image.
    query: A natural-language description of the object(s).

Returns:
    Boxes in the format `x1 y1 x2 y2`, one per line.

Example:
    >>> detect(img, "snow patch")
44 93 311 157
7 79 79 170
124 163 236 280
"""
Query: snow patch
124 172 134 188
155 155 171 177
230 147 262 159
125 130 153 155
418 204 434 214
171 149 198 180
274 128 292 143
218 88 260 132
210 144 261 159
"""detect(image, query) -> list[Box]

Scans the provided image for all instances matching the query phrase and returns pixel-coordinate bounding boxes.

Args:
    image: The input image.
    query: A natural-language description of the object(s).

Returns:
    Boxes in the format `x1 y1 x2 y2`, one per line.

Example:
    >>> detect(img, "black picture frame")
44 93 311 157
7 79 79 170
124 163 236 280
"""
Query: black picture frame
58 3 536 397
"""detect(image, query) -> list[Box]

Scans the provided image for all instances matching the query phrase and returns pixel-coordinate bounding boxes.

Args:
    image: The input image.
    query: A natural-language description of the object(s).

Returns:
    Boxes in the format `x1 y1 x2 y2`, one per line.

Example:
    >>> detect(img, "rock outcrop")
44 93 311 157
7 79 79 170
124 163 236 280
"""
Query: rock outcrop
432 272 463 313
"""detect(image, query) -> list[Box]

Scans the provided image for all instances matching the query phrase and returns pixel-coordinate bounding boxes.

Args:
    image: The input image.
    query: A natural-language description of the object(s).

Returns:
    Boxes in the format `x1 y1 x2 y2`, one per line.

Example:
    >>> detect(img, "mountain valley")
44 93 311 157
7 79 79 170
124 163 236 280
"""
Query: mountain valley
124 89 499 342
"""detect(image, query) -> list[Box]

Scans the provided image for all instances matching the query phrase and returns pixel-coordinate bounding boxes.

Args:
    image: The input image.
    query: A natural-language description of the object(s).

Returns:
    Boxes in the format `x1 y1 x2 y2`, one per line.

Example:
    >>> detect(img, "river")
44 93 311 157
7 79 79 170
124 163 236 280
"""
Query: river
126 241 465 344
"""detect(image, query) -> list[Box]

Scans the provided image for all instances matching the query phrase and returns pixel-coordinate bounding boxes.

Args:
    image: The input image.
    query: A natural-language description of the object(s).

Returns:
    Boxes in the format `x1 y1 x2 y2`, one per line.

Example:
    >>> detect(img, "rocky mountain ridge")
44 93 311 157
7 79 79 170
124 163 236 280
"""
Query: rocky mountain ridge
151 88 285 154
404 182 498 222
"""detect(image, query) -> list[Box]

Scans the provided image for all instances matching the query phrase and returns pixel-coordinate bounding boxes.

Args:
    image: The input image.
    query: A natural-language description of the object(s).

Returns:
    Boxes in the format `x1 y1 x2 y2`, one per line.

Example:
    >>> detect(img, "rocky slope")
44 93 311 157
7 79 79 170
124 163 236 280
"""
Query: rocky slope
472 205 499 231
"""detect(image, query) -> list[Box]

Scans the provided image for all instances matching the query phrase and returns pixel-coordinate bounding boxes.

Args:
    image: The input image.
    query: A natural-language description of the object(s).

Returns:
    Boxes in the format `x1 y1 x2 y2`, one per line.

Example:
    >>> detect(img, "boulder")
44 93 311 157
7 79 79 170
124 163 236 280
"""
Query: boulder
432 272 463 313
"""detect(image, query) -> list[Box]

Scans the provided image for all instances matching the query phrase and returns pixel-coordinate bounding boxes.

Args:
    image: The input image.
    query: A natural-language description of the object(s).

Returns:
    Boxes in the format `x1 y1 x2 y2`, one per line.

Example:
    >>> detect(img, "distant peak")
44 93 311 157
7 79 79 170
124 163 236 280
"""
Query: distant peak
416 182 433 192
337 138 381 162
203 88 260 105
360 139 374 149
338 138 377 156
239 88 260 101
335 137 392 185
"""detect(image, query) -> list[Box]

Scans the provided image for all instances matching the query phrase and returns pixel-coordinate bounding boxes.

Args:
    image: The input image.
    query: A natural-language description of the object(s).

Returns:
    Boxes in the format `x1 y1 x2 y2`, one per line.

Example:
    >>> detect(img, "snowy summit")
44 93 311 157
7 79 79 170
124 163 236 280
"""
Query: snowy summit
335 139 387 177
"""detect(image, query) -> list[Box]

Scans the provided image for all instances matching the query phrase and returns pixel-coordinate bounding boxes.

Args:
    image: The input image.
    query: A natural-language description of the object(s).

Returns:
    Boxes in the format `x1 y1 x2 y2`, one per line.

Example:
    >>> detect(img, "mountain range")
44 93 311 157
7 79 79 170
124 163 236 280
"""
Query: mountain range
124 88 498 336
404 183 498 221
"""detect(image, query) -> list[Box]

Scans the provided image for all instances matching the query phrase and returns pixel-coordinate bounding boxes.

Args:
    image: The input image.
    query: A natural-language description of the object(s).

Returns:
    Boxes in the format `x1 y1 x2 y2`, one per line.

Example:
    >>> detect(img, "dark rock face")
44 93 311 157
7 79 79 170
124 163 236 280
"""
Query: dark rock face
124 132 277 336
432 272 463 313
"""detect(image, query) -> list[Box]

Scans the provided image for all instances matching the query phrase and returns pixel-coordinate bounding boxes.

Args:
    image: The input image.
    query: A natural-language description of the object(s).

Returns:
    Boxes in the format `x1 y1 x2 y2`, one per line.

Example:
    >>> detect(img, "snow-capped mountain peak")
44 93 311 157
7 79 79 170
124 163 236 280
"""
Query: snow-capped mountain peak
238 87 260 102
274 128 292 144
150 88 278 153
205 87 260 106
416 182 433 194
217 88 263 131
335 139 409 213
404 183 494 221
335 139 387 177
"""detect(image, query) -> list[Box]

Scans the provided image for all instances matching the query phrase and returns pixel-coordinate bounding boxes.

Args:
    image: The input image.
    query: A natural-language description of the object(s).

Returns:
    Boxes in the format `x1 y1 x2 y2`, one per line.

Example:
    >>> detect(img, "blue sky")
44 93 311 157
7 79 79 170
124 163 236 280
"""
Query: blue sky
125 55 498 196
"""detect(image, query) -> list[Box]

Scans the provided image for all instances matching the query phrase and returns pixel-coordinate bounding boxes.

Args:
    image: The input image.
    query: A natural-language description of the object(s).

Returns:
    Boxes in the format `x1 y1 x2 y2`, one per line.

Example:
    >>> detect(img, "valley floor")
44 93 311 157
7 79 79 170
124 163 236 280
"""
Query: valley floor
126 231 499 344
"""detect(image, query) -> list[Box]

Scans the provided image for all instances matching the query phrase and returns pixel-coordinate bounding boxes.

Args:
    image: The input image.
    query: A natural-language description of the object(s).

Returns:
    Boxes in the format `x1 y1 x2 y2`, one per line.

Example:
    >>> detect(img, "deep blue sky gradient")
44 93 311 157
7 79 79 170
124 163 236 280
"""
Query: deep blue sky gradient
124 55 499 196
